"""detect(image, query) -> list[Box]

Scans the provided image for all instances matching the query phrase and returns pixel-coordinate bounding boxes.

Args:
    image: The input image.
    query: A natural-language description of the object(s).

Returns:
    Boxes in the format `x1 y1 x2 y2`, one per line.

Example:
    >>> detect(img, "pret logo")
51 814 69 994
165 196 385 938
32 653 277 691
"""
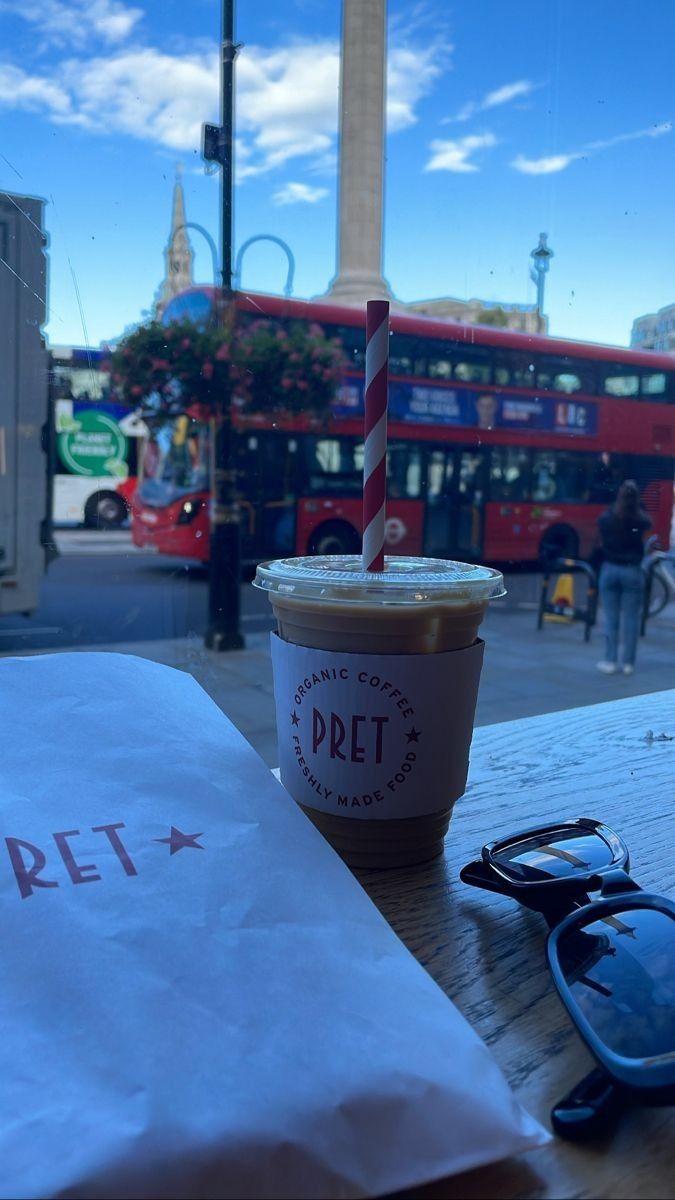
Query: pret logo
288 664 421 812
5 822 203 900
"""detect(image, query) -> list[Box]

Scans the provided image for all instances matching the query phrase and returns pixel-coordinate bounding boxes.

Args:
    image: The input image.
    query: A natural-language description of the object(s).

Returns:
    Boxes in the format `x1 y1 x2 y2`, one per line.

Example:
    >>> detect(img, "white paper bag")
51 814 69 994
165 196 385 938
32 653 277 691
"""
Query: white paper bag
0 653 548 1199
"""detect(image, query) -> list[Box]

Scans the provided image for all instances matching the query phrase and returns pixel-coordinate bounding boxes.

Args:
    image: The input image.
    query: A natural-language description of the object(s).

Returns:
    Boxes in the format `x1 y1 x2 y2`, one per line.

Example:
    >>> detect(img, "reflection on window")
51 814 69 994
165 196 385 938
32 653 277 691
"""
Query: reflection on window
451 355 487 384
387 443 421 499
531 450 590 503
537 357 594 395
642 372 666 396
304 437 362 494
603 371 639 397
490 448 531 501
426 449 454 500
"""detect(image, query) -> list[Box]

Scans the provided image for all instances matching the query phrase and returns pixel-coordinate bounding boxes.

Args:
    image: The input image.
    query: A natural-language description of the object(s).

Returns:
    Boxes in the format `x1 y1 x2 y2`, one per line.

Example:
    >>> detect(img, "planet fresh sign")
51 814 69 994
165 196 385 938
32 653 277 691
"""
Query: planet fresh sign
57 409 128 478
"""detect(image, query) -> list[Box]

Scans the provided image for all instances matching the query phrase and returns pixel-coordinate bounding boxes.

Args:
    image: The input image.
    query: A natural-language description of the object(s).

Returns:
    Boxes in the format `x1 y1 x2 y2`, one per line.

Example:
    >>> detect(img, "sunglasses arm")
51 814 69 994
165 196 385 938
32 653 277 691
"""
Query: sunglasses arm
460 860 589 926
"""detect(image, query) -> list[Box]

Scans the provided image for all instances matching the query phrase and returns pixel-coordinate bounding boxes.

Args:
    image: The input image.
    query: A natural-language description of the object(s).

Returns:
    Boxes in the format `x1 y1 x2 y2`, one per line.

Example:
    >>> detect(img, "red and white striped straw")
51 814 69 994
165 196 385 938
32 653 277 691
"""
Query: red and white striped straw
362 299 390 572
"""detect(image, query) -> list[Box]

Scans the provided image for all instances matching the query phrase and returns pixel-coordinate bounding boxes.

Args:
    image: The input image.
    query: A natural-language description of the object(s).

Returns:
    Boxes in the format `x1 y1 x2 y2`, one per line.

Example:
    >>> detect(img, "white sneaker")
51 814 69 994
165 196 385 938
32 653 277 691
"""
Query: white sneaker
623 664 635 676
597 661 619 674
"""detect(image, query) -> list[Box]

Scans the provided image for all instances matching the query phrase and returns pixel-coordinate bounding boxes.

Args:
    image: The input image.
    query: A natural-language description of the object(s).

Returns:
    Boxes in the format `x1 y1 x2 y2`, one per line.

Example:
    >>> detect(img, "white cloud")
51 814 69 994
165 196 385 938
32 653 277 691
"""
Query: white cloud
0 63 77 121
511 152 579 175
0 34 447 177
1 0 142 48
425 132 497 173
272 182 329 205
446 79 537 124
512 121 672 174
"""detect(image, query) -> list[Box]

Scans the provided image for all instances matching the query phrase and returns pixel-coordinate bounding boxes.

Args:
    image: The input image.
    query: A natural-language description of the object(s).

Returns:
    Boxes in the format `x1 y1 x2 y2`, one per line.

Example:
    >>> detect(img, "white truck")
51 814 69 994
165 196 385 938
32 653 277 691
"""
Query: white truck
0 191 52 616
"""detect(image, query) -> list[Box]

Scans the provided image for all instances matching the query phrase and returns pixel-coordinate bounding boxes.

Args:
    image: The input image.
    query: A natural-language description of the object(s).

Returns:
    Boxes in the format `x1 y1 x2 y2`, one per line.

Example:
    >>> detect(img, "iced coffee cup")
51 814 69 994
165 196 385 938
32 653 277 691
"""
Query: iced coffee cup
254 555 504 870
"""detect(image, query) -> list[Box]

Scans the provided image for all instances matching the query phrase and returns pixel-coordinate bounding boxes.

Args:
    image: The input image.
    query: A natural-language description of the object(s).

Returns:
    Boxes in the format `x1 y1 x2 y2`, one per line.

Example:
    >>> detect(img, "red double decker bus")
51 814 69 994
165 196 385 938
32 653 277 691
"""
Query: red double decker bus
132 287 675 567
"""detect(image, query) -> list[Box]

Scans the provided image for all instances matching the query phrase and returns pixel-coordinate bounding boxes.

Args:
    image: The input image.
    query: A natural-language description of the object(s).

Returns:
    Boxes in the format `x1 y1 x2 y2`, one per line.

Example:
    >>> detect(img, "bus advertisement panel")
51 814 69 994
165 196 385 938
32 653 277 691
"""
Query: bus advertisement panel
50 347 143 527
131 288 675 568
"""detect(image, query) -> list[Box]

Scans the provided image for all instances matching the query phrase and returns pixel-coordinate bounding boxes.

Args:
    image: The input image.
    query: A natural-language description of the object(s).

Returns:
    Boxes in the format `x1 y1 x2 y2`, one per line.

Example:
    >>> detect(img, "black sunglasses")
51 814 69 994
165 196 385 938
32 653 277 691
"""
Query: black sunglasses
460 817 675 1140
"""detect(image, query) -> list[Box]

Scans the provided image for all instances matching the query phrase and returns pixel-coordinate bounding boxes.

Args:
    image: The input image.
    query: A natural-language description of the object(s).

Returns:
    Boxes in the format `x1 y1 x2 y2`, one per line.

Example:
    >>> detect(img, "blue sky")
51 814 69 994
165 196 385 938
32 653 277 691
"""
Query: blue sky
1 0 673 349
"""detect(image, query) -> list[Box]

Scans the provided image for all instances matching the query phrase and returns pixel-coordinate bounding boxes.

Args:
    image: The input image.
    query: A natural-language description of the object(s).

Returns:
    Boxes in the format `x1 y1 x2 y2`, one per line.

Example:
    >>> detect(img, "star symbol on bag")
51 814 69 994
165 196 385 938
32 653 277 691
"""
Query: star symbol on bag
290 710 300 726
406 727 421 743
154 826 204 855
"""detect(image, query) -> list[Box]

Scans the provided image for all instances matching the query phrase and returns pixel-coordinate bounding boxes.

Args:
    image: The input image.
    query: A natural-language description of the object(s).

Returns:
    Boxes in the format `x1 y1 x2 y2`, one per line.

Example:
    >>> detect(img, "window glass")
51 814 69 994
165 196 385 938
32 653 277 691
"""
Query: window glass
454 346 492 384
536 357 595 395
303 437 362 493
389 334 427 377
426 448 454 500
601 368 640 397
489 448 531 501
589 452 624 502
531 451 590 503
500 353 537 388
425 339 453 379
387 442 422 498
641 372 667 396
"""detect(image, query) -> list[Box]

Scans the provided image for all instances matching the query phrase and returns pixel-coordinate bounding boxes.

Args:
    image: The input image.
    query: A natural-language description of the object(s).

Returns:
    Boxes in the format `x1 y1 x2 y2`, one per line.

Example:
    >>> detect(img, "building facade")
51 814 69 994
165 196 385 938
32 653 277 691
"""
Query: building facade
404 296 544 334
631 304 675 353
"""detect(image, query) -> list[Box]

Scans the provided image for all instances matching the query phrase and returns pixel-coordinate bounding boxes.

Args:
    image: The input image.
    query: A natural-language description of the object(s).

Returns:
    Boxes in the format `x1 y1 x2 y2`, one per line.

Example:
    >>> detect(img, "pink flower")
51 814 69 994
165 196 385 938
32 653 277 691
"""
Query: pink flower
181 337 191 349
281 377 293 390
215 343 230 361
289 352 301 363
298 380 308 391
202 361 214 381
130 385 143 397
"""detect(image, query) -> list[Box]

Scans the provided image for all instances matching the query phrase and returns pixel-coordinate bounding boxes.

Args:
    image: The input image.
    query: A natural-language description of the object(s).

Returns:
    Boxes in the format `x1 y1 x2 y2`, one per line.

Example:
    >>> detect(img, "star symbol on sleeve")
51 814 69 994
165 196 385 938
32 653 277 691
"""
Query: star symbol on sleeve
291 710 300 726
154 826 204 855
406 727 421 743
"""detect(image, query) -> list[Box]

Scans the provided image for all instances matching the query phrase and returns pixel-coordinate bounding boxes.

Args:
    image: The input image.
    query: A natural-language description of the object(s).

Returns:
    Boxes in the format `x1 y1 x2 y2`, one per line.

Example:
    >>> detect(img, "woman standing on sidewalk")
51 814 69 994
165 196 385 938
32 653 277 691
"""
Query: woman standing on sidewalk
596 480 651 675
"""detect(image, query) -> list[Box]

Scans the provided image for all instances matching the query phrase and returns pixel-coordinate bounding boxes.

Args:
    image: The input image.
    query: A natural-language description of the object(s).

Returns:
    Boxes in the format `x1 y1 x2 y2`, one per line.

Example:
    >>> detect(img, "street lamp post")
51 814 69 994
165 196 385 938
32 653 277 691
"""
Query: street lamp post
202 0 243 651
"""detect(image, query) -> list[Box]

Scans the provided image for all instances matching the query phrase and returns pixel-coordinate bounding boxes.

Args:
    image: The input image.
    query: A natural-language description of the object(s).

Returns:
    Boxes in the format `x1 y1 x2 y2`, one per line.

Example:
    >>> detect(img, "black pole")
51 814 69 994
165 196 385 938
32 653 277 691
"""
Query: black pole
205 0 244 651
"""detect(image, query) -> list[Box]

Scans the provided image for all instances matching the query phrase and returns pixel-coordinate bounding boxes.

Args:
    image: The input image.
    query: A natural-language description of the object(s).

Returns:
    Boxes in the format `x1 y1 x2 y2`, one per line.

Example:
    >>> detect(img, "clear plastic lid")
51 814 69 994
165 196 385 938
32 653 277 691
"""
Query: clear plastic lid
253 555 505 605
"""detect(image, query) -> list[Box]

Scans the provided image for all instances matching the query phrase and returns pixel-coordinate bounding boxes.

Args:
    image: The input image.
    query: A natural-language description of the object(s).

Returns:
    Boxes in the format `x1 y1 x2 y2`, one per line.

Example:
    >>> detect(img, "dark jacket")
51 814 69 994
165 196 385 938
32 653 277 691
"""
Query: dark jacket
597 508 651 567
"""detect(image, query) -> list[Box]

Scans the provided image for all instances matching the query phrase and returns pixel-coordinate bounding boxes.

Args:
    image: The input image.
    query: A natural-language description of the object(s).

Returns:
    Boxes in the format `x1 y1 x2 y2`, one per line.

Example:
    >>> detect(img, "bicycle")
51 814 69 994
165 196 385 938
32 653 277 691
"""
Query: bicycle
642 535 675 618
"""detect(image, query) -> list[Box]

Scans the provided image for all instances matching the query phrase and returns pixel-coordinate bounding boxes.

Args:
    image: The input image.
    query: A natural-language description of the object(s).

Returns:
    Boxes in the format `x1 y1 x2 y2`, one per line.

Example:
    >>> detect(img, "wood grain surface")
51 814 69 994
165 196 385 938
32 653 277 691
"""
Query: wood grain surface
355 689 675 1200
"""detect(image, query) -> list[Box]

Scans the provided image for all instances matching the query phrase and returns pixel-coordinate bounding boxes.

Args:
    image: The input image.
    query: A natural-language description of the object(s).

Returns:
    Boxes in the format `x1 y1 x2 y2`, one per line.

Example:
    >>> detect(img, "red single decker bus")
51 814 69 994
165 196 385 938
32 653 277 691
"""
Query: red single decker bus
132 287 675 567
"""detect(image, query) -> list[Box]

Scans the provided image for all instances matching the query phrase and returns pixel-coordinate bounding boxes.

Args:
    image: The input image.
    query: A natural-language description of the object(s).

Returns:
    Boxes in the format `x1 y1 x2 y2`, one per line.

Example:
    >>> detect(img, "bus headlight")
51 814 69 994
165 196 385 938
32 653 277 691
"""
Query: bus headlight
177 499 203 525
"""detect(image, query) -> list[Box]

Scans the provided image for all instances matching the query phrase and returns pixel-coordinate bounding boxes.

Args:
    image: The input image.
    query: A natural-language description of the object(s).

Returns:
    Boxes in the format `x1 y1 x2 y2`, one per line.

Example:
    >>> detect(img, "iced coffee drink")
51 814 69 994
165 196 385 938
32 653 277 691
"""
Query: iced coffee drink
254 556 504 869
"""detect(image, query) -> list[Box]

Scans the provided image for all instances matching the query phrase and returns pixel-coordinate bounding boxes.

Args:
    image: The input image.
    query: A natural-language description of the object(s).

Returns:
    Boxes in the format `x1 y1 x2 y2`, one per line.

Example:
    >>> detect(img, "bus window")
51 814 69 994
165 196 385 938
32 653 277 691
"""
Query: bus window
498 352 537 388
489 448 531 501
387 442 422 498
600 366 640 397
303 437 362 494
426 340 453 380
536 357 594 395
589 452 623 502
389 334 427 377
426 448 454 500
332 325 365 370
532 450 590 502
454 347 492 384
641 372 667 397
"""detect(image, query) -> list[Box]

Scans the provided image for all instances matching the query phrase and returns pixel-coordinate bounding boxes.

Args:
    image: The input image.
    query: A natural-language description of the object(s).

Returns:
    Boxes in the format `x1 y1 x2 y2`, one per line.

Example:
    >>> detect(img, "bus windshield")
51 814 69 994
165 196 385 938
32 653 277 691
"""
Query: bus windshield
141 418 209 505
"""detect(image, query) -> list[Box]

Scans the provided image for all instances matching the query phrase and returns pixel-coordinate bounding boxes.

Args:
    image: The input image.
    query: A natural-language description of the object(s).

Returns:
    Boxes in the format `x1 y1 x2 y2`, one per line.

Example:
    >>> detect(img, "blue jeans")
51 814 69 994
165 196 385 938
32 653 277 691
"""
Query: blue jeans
599 562 644 666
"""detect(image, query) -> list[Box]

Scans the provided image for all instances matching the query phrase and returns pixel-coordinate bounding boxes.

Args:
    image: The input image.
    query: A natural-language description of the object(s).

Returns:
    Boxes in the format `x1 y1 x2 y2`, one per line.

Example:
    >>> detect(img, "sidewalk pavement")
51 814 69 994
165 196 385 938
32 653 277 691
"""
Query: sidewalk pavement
21 602 675 768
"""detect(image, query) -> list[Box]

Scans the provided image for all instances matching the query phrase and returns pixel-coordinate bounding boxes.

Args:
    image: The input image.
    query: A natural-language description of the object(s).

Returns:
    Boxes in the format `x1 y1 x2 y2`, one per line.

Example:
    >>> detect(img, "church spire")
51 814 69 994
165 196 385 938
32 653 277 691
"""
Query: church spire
154 164 195 317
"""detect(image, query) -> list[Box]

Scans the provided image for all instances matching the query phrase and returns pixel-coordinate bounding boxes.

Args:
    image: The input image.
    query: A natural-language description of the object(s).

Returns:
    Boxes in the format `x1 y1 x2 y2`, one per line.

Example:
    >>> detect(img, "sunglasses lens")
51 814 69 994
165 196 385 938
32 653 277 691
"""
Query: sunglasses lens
556 906 675 1060
491 826 615 882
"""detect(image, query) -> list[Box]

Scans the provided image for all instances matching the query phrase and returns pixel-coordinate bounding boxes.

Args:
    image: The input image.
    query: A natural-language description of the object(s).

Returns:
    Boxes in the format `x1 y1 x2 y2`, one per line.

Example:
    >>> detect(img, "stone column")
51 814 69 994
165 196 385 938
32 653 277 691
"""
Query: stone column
324 0 391 305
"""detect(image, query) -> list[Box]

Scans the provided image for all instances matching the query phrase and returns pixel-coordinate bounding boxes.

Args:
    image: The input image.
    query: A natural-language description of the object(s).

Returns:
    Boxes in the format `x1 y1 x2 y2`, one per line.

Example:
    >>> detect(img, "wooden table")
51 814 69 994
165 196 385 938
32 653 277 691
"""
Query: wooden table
356 689 675 1200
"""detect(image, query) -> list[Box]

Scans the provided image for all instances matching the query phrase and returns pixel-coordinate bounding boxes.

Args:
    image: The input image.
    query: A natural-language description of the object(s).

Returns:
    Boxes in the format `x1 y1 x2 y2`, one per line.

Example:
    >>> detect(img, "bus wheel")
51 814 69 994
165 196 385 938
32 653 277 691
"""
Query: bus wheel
84 491 128 530
538 524 579 567
308 520 361 557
